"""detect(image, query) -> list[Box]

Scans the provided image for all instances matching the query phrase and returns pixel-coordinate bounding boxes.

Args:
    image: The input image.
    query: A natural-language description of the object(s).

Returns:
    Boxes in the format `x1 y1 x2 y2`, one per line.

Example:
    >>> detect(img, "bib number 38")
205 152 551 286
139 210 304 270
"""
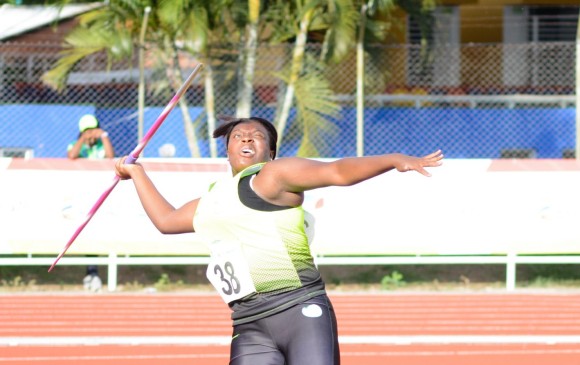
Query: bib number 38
206 243 255 303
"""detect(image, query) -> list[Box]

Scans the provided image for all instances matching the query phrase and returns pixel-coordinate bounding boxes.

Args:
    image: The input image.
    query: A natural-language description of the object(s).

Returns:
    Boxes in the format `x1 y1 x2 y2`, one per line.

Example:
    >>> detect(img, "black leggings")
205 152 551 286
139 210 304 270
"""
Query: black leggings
229 294 340 365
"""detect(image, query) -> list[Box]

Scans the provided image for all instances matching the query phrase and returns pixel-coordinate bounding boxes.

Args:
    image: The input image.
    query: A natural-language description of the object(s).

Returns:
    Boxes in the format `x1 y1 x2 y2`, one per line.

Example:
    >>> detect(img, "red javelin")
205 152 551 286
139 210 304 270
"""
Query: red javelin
48 63 204 272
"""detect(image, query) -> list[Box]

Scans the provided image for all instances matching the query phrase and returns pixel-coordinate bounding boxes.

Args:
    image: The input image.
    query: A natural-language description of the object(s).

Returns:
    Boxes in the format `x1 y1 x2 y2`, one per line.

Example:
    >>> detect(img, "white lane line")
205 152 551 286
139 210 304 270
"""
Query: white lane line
341 349 580 357
339 335 580 344
2 335 580 346
0 354 228 362
0 336 231 346
4 350 580 363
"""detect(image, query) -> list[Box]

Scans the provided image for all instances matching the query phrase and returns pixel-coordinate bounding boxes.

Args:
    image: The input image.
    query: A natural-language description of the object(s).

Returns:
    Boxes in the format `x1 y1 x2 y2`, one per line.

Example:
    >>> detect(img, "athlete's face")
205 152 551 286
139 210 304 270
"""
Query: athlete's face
227 121 273 175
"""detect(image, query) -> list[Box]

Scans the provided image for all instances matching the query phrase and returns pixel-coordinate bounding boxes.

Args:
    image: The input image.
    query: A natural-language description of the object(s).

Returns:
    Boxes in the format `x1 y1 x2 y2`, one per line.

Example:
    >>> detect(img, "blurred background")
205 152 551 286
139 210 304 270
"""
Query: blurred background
0 0 577 160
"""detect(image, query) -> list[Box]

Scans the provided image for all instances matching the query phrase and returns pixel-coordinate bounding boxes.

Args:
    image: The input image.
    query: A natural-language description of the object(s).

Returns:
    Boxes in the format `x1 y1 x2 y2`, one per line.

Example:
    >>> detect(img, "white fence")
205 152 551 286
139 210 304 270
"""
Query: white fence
334 94 577 109
2 253 580 292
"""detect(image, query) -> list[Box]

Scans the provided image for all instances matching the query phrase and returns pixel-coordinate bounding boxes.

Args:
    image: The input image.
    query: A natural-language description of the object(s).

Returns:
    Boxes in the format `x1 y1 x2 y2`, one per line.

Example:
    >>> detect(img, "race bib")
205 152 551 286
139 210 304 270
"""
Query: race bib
206 241 256 303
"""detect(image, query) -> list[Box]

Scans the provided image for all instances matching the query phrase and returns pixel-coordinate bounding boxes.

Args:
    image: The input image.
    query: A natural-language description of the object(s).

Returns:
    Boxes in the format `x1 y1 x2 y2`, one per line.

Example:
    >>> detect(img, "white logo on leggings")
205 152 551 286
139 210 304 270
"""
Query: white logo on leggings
302 304 323 318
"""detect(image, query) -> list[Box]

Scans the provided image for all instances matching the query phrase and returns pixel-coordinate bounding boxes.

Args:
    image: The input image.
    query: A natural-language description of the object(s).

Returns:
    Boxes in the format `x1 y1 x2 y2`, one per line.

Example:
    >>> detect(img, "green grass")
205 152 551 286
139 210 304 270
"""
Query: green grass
1 264 580 292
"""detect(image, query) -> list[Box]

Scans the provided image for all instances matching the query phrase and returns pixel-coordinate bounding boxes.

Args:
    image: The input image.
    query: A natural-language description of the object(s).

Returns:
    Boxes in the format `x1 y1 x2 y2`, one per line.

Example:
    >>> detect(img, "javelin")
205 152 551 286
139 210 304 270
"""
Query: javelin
48 63 204 272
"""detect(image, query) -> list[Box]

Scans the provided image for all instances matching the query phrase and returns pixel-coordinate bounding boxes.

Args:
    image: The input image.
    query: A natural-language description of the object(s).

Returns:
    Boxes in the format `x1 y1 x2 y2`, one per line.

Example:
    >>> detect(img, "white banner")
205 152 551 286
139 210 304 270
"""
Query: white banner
1 158 579 256
0 158 227 255
311 159 580 255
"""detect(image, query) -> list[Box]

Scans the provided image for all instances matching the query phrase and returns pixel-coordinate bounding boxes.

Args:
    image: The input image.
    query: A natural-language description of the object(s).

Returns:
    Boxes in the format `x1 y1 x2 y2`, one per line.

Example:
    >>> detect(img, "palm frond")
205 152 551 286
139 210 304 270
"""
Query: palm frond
41 13 133 91
181 7 210 54
276 56 341 157
294 72 341 157
319 0 359 63
41 47 100 91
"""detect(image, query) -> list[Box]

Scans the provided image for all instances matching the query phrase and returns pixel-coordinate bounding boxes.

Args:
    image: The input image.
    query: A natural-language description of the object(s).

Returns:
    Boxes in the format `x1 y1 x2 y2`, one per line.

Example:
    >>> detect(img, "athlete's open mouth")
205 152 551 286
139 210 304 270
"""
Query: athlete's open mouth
241 147 255 156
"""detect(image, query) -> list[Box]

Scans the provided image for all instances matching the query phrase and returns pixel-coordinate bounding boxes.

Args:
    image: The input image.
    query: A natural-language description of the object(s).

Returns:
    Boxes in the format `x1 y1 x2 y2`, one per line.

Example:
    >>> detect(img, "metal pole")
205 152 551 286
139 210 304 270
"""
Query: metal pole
107 252 118 292
576 9 580 159
138 7 151 144
506 252 516 291
356 4 368 157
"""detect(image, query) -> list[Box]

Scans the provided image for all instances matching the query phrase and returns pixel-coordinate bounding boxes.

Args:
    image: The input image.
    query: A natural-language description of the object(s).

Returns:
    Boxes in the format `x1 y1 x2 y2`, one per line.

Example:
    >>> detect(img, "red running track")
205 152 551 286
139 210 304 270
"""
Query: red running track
1 292 580 364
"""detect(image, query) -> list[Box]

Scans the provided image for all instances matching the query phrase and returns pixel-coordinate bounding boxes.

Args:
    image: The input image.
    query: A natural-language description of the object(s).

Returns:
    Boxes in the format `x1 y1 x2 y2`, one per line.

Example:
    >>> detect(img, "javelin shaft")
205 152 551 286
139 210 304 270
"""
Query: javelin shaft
125 63 204 164
48 177 120 272
49 63 204 272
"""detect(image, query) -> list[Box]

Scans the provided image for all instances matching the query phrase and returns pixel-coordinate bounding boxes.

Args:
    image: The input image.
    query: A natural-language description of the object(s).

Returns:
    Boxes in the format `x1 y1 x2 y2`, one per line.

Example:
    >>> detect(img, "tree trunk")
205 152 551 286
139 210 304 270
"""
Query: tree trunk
274 7 315 152
356 4 367 157
204 62 218 157
236 0 260 117
170 49 201 157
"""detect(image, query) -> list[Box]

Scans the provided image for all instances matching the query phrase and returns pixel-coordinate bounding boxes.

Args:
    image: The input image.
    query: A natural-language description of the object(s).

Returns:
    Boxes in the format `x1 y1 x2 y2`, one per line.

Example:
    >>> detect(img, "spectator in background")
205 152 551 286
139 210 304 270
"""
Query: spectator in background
83 261 102 293
67 114 113 292
67 114 114 160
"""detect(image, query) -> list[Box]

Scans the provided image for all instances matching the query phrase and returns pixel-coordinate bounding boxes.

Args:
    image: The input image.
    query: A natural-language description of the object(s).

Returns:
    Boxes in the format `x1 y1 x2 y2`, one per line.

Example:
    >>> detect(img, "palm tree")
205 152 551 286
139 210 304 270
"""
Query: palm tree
156 1 209 157
42 0 214 157
274 2 317 152
235 0 261 117
180 0 224 158
266 0 435 157
353 0 434 156
353 0 396 156
266 0 358 157
396 0 436 70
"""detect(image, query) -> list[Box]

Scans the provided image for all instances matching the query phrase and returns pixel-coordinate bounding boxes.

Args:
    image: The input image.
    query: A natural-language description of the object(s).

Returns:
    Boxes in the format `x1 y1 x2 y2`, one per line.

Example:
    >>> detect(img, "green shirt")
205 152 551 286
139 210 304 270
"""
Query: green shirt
67 139 107 159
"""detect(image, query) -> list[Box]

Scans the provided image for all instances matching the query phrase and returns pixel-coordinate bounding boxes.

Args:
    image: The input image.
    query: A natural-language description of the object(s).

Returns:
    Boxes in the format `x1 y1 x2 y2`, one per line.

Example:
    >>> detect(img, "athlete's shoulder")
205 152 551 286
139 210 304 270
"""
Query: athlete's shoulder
262 156 315 171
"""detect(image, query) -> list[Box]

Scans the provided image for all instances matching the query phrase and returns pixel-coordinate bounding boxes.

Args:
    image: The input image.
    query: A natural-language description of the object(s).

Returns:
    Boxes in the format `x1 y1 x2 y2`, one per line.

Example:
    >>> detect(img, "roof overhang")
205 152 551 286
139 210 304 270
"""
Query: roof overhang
0 2 105 41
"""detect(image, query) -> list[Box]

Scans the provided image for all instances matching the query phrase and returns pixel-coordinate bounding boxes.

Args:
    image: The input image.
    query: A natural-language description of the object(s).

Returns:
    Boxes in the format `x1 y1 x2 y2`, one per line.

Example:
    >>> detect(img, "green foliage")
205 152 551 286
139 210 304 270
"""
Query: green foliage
0 275 37 290
153 273 185 292
525 276 580 289
282 54 341 157
1 275 24 287
317 0 359 64
121 280 145 291
154 273 171 291
41 5 135 90
380 270 406 290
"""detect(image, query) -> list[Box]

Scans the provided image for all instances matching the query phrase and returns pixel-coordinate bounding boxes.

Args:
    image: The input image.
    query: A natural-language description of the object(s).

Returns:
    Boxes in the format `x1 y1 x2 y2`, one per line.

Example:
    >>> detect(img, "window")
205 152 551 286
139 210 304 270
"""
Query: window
528 6 579 42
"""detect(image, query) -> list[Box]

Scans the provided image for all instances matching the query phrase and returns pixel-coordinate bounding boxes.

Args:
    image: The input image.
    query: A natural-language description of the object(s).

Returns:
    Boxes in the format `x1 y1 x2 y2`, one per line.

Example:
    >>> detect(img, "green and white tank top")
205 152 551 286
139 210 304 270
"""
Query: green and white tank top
194 163 320 306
